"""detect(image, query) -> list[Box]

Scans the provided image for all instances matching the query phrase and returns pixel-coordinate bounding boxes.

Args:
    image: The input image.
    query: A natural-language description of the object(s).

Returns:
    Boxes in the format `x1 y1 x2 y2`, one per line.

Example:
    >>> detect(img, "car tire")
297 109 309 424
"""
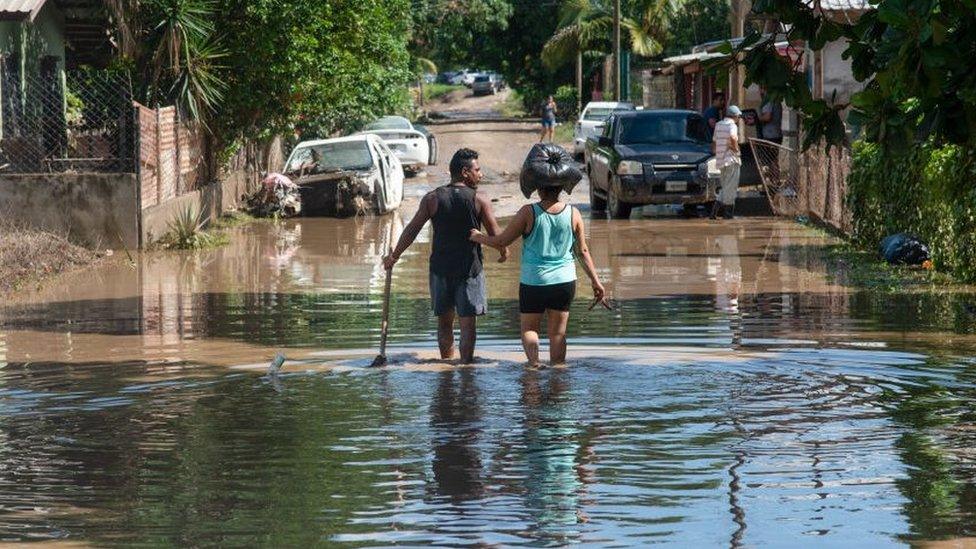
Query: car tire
428 136 438 166
589 180 607 213
681 204 700 218
607 188 632 219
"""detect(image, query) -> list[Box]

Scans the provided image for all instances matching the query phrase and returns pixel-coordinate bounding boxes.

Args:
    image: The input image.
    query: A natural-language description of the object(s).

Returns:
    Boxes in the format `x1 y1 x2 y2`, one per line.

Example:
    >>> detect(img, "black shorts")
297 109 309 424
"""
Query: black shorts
430 271 487 317
519 281 576 314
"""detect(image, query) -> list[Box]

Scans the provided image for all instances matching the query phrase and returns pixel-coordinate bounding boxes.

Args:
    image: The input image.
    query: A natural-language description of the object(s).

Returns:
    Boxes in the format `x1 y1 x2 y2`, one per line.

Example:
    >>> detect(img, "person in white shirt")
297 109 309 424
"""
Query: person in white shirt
710 105 742 219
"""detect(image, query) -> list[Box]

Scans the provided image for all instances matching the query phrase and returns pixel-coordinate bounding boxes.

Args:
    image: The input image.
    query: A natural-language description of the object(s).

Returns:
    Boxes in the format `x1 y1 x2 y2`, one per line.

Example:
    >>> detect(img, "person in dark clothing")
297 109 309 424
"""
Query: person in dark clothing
384 148 507 363
702 91 726 140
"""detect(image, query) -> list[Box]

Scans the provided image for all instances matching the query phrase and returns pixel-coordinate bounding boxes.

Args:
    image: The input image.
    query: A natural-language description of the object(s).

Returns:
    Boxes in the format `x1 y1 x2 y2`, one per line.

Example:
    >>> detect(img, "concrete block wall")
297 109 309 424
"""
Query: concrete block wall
0 173 140 249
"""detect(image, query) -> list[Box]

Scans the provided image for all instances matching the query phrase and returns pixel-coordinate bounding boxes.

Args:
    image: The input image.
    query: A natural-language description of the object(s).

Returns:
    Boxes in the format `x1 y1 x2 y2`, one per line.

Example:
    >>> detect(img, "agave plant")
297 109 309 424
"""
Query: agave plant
162 207 223 249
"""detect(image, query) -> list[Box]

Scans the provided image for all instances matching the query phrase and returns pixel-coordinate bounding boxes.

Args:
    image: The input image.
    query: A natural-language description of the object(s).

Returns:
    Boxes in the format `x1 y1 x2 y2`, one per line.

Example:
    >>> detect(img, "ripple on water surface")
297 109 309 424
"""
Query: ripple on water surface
0 343 974 546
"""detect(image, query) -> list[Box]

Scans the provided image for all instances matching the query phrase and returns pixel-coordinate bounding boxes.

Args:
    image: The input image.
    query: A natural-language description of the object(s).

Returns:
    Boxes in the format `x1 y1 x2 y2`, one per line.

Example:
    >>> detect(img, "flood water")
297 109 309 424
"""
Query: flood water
2 213 976 546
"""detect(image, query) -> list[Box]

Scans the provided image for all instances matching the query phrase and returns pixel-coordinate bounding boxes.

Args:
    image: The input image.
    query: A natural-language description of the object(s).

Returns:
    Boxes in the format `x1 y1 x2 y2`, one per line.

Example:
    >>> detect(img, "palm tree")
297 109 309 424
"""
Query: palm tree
542 0 675 110
106 0 226 124
413 56 438 108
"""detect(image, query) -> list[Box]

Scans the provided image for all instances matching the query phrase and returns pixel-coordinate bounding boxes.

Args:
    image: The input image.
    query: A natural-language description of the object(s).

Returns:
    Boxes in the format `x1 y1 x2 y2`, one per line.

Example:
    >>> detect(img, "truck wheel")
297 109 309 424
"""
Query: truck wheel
608 189 632 219
589 181 607 212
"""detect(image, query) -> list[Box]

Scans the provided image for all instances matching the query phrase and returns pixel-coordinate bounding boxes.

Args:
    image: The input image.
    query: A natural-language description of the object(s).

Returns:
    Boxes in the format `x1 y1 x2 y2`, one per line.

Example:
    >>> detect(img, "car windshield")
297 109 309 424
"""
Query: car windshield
617 113 709 145
474 75 490 82
287 141 374 173
364 116 412 131
583 105 633 121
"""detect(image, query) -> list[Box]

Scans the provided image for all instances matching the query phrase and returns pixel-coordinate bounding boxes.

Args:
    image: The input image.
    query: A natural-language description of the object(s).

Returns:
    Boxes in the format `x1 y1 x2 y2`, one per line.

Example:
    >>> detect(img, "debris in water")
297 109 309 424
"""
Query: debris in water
268 353 286 375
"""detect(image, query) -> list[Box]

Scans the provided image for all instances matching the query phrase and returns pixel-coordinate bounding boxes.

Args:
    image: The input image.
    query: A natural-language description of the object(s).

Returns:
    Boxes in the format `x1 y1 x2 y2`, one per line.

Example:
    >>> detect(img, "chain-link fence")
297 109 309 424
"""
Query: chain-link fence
0 69 135 173
751 137 852 233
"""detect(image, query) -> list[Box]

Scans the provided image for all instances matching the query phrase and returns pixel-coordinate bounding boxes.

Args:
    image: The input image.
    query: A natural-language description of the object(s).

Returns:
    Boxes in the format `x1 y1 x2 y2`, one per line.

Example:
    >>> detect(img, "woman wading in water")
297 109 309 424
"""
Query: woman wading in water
470 185 608 366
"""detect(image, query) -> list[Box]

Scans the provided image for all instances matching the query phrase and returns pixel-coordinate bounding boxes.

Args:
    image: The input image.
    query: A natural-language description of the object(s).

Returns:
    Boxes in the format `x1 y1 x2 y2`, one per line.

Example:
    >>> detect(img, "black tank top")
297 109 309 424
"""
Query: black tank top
430 184 483 278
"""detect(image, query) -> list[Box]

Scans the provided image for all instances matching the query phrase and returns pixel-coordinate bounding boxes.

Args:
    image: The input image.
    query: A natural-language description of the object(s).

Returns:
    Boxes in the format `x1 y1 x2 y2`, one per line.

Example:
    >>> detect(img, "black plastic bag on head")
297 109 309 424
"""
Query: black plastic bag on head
879 233 930 265
519 143 582 198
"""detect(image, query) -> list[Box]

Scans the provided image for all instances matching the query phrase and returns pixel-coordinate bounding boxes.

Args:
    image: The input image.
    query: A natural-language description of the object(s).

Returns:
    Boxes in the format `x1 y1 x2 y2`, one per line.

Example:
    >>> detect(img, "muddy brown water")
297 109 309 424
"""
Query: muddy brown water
2 211 976 546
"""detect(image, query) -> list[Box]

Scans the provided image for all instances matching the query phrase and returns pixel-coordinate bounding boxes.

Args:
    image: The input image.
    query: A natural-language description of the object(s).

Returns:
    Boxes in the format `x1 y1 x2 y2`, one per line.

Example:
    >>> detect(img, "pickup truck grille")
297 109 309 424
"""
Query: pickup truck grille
646 163 697 171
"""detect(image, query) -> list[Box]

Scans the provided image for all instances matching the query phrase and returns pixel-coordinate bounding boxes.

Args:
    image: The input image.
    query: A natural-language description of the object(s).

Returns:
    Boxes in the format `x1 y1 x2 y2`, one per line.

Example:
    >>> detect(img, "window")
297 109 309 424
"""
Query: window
617 114 709 145
287 141 374 173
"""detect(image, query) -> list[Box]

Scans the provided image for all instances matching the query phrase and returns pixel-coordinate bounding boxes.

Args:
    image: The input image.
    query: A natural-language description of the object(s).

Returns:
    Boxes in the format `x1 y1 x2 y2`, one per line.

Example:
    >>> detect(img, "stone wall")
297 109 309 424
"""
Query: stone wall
0 173 140 248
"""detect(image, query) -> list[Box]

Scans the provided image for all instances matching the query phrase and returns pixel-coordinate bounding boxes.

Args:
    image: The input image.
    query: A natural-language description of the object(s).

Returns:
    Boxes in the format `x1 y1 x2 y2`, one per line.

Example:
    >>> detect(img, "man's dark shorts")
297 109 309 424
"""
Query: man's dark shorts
430 271 487 317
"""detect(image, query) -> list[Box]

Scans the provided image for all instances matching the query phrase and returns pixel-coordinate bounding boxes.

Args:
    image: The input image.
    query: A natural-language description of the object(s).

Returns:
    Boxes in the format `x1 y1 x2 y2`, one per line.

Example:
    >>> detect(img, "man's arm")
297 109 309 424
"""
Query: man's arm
383 193 435 270
729 129 740 154
759 104 773 123
470 205 531 249
476 192 509 262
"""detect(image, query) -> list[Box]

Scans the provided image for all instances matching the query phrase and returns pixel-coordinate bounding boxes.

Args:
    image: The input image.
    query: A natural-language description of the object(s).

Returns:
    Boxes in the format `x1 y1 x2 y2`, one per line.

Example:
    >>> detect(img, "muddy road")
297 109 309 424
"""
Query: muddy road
1 91 976 545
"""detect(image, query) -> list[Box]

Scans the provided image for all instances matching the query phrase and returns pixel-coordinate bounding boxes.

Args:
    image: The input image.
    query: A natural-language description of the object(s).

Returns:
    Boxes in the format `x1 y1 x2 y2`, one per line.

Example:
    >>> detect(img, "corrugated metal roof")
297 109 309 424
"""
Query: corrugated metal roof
0 0 49 21
662 52 727 65
811 0 870 11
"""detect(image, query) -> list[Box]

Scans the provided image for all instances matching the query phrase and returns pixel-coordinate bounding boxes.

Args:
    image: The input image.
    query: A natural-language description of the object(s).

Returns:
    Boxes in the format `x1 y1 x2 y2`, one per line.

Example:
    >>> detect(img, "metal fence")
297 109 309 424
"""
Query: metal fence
751 137 852 233
0 69 135 173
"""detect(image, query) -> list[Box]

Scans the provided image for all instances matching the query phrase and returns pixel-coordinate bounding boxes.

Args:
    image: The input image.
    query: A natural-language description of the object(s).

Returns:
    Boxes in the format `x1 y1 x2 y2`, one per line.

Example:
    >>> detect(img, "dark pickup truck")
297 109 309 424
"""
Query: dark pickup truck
584 109 719 219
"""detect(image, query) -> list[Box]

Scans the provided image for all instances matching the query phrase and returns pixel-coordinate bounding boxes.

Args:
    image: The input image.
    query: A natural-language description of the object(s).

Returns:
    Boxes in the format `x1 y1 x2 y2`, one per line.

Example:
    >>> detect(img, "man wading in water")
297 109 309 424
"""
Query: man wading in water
384 148 507 363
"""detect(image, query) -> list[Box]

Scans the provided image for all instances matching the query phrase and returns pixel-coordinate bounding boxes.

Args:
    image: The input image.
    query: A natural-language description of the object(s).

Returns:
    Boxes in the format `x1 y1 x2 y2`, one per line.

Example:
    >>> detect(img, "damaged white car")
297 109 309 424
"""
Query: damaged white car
359 116 437 175
283 134 403 217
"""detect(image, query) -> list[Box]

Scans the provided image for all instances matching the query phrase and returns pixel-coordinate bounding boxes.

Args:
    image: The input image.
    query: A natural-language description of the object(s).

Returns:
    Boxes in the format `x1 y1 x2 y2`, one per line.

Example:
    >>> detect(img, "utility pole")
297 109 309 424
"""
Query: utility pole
613 0 621 101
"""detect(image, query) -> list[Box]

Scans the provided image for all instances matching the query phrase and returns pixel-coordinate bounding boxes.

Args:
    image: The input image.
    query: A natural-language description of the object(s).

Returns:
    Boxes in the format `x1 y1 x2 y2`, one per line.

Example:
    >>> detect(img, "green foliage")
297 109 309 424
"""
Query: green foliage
157 208 229 250
422 83 464 103
123 0 227 122
726 0 976 151
553 85 579 120
214 0 413 143
410 0 513 69
662 0 730 57
846 141 976 282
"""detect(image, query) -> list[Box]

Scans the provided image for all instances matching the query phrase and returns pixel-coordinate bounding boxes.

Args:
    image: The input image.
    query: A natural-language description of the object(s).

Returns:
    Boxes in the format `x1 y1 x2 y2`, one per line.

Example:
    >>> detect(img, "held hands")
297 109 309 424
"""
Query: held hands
469 229 507 263
382 251 398 271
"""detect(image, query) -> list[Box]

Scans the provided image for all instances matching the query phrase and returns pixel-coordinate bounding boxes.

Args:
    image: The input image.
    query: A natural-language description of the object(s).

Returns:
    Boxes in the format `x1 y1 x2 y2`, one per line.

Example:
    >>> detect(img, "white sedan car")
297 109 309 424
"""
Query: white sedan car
283 134 403 215
359 116 434 175
573 101 636 158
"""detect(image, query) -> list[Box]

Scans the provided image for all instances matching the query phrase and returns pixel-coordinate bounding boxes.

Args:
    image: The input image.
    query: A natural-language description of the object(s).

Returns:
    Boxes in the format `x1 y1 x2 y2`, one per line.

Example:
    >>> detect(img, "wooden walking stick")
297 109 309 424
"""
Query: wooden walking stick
371 221 397 367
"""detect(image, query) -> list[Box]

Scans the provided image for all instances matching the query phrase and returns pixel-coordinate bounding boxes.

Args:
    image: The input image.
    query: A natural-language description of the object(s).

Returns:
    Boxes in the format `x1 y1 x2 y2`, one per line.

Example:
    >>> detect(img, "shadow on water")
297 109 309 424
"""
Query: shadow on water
2 217 976 544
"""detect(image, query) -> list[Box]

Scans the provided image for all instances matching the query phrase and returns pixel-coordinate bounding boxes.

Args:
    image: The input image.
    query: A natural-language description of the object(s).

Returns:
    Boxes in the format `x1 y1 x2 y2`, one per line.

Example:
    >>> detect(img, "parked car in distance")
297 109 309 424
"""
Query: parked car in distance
585 109 720 219
437 71 458 84
359 116 436 175
471 73 498 96
490 72 506 90
283 134 403 215
573 101 635 158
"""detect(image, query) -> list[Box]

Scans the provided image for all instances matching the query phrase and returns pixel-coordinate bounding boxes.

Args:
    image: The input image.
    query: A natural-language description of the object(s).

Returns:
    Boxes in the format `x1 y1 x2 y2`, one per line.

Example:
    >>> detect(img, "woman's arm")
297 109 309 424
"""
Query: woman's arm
470 205 531 250
572 208 608 305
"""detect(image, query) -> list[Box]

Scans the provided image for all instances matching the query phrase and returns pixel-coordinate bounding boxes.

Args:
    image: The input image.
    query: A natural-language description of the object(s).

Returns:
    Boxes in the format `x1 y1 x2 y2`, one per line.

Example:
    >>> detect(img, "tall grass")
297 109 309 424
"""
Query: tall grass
156 207 228 250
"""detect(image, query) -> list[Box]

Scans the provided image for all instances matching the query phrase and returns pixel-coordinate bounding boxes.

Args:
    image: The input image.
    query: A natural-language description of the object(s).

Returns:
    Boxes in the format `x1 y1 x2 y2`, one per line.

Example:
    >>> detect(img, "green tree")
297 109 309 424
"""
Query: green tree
410 0 514 69
542 0 676 110
719 0 976 151
663 0 729 56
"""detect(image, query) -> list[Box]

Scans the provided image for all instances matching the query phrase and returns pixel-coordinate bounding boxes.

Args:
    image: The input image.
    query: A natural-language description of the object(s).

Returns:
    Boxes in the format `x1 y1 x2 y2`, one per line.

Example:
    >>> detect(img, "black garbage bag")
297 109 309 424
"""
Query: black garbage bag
519 143 582 198
879 233 930 265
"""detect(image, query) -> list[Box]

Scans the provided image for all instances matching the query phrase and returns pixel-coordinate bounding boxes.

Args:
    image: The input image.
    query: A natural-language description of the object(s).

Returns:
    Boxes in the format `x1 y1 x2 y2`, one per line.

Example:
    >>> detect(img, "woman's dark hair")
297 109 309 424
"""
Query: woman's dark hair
537 186 562 201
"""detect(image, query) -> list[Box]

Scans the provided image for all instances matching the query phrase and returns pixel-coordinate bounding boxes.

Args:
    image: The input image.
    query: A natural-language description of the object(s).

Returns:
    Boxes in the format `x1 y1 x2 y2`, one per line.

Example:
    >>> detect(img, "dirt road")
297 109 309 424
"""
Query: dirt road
406 89 577 219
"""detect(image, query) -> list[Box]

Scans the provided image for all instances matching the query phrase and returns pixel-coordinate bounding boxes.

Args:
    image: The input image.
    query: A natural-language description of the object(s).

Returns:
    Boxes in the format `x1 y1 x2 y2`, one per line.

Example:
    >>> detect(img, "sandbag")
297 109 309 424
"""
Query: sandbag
519 143 582 198
879 233 930 265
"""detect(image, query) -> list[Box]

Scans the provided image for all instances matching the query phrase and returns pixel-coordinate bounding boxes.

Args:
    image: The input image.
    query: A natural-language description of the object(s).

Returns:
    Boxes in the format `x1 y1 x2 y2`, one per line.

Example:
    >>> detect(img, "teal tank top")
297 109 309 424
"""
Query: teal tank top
520 203 577 286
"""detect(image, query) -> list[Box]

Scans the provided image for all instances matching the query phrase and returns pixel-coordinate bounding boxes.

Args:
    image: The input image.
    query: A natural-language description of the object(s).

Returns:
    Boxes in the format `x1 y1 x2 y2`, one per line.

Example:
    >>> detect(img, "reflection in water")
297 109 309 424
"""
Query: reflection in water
430 369 484 502
1 217 976 544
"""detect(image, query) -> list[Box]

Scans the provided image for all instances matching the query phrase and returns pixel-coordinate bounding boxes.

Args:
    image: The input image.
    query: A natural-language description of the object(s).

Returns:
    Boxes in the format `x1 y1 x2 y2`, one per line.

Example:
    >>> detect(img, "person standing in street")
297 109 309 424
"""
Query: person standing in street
758 88 784 182
469 183 609 367
711 105 742 220
540 96 558 142
702 91 726 140
383 148 507 363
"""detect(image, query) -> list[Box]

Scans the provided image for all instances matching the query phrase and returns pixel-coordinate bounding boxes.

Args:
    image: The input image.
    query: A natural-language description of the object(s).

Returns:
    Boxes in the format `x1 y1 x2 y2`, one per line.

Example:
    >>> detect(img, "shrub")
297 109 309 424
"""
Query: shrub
847 141 976 282
157 207 228 250
553 85 578 121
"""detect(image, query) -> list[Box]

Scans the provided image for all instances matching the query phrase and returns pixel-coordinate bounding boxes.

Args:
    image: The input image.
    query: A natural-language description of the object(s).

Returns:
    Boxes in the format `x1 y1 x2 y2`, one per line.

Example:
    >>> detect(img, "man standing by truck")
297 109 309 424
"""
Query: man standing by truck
711 105 742 220
383 148 507 363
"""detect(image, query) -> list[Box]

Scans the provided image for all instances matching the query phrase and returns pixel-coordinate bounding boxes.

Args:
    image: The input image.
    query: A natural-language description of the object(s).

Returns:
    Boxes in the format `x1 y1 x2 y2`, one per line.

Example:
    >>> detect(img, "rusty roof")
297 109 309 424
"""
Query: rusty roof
0 0 49 21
